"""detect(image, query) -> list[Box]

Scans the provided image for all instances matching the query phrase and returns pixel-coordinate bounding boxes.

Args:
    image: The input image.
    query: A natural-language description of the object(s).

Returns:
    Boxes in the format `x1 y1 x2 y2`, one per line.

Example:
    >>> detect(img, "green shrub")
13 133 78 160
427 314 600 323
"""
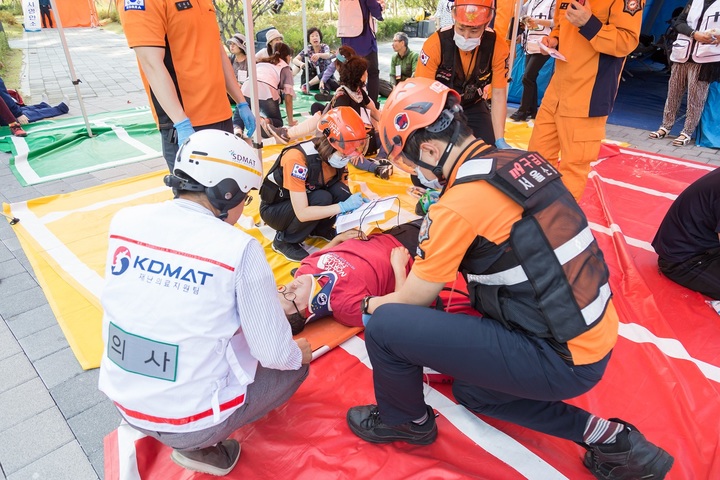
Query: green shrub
376 16 407 41
0 10 17 26
0 0 22 16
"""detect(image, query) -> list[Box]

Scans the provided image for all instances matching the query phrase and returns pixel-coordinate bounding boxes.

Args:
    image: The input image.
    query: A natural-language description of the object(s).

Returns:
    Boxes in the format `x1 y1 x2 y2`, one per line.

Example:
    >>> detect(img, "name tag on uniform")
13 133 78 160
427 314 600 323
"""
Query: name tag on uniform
237 70 248 83
175 0 193 10
107 322 179 382
124 0 145 11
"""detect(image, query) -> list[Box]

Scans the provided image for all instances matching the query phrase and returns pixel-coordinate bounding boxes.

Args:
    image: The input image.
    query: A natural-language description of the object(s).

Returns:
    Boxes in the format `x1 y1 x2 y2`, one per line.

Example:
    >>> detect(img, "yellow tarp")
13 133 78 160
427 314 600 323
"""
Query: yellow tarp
3 122 547 369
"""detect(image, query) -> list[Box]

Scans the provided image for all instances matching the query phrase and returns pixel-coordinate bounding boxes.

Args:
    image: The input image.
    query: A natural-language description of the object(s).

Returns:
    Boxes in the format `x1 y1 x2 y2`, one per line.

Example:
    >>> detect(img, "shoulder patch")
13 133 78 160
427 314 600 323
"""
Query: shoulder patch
420 49 430 66
124 0 145 10
623 0 643 16
291 163 308 180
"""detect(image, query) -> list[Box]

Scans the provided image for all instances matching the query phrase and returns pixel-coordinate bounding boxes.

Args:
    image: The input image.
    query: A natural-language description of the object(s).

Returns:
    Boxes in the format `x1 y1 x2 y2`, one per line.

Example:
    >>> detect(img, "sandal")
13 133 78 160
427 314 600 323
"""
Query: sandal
672 132 691 146
648 127 668 139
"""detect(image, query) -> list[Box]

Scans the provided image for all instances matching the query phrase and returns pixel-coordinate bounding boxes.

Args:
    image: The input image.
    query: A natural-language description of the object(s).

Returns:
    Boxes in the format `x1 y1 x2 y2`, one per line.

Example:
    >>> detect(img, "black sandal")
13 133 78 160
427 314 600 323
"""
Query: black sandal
374 159 393 180
648 127 668 139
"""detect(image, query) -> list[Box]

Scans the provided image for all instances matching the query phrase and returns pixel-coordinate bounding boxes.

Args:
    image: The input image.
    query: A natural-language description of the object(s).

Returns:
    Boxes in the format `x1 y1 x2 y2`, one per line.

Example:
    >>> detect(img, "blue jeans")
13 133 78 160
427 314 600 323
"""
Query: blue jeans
21 102 69 123
366 303 611 442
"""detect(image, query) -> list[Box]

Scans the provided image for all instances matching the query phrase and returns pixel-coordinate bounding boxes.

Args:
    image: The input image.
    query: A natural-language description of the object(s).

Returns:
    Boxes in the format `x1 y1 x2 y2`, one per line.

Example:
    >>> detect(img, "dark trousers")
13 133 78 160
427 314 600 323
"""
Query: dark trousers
366 304 611 442
658 247 720 299
364 51 380 107
259 181 351 243
518 53 551 115
161 118 232 172
21 102 68 123
464 100 495 146
40 5 53 28
232 98 283 130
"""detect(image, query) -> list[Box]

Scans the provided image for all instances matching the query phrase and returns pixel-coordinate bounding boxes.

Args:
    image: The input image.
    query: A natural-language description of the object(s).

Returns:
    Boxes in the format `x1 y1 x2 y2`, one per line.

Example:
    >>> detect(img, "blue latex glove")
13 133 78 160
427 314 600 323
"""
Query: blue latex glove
495 138 512 150
362 313 372 327
235 102 256 137
338 192 370 214
173 117 195 146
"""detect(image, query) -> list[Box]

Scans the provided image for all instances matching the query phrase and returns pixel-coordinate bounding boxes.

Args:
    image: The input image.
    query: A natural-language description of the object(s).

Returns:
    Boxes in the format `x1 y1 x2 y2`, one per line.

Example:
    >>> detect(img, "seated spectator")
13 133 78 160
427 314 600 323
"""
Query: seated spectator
235 42 296 137
316 45 352 102
0 77 69 125
227 33 249 85
325 50 393 179
278 221 421 332
389 32 419 86
292 27 336 95
256 28 284 61
98 130 311 477
652 168 720 299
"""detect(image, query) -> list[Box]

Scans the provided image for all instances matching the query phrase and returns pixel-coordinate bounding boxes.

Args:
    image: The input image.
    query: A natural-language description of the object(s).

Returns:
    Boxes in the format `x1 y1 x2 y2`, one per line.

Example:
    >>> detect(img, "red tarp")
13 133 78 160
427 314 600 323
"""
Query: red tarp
105 147 720 480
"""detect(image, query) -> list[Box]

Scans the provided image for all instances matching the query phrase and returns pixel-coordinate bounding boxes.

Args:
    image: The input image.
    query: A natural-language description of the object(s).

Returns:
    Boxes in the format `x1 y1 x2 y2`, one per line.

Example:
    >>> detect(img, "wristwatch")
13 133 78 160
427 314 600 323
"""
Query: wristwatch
361 295 375 315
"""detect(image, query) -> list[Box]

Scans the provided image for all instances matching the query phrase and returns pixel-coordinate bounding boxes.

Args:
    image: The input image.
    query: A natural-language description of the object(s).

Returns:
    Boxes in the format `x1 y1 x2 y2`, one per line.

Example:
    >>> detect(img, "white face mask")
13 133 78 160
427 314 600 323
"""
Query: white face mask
328 151 350 168
454 31 482 51
415 150 443 190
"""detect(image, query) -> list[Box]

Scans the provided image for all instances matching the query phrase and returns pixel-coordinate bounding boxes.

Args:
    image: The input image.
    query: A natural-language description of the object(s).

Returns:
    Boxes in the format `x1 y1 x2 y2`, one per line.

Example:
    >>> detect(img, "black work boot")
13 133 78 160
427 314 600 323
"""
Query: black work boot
347 404 437 445
584 419 674 480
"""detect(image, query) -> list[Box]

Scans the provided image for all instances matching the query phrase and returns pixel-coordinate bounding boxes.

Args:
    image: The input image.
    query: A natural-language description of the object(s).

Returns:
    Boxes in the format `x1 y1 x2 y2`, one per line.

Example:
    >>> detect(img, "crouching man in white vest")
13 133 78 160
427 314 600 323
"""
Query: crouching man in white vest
98 130 312 476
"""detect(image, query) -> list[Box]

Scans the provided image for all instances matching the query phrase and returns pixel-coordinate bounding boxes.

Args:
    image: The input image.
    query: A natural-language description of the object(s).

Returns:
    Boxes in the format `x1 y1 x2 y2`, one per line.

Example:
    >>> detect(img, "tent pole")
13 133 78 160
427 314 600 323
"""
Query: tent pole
48 0 93 137
506 0 523 98
243 0 262 156
302 0 309 95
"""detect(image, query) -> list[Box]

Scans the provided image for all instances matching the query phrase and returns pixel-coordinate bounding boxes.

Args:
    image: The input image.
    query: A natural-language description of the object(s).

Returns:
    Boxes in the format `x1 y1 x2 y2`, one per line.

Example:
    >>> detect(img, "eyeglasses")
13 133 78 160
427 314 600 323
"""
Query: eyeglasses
244 195 253 206
278 285 305 318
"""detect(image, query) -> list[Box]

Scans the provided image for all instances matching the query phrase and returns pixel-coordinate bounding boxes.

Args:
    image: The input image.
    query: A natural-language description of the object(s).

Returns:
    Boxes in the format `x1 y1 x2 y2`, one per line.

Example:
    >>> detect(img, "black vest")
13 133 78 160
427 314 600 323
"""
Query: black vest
435 28 496 107
449 141 611 361
259 141 345 205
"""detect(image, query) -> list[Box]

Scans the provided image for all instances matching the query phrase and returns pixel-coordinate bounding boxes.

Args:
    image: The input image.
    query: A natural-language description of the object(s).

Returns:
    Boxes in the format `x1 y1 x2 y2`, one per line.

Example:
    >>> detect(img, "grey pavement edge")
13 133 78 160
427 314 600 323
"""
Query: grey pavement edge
0 27 718 480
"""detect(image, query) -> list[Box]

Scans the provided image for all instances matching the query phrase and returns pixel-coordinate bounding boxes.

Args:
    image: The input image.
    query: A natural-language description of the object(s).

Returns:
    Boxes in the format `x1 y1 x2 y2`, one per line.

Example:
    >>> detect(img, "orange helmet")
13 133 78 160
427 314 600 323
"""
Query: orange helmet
318 107 369 156
378 77 461 167
454 0 495 27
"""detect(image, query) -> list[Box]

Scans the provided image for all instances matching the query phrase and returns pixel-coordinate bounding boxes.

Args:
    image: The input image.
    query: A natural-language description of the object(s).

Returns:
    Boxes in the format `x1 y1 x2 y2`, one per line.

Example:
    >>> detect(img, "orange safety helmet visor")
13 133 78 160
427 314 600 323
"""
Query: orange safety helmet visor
379 78 461 172
318 106 370 156
454 0 495 27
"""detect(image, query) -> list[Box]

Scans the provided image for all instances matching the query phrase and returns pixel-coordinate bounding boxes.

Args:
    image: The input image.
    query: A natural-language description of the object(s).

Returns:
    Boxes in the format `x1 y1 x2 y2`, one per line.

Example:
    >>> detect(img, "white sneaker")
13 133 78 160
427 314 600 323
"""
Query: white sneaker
41 92 49 103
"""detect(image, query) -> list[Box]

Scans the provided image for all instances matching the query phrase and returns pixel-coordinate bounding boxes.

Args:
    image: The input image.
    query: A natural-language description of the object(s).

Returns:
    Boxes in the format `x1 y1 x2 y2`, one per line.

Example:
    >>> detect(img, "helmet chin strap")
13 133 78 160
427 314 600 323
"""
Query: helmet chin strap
413 122 461 185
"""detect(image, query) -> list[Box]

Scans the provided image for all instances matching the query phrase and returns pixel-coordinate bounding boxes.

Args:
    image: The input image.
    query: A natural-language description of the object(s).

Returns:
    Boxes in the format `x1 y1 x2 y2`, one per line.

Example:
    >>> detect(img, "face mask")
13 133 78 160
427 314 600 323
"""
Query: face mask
454 31 481 51
328 151 350 168
415 151 443 190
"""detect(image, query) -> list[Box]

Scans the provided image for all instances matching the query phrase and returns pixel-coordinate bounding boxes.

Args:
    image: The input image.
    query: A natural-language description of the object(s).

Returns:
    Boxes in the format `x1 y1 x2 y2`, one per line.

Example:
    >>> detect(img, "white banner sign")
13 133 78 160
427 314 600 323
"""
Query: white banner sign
22 0 42 32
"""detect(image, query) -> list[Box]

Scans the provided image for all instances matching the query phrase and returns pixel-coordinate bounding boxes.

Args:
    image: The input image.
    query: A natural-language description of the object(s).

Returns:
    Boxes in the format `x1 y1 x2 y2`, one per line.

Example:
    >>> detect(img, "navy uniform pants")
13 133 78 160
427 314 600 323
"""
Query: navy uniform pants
366 304 611 442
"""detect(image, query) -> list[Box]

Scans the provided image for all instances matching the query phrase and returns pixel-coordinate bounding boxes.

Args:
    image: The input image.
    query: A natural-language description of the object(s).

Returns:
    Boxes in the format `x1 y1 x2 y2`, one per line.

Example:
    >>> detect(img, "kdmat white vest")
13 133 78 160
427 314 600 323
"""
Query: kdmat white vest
98 201 259 433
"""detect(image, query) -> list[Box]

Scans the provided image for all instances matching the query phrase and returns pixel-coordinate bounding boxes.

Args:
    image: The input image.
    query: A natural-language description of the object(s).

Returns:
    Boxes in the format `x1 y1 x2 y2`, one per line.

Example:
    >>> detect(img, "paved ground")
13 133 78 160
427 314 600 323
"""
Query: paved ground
0 27 719 480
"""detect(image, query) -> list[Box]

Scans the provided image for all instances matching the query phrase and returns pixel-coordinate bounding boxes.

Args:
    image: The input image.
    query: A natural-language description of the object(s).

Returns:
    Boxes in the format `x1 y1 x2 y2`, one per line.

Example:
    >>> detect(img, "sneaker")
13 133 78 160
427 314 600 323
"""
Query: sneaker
509 109 530 122
583 419 674 480
346 404 437 445
314 91 334 102
41 92 49 103
265 123 291 145
9 122 27 137
374 159 393 180
170 439 241 476
272 237 309 262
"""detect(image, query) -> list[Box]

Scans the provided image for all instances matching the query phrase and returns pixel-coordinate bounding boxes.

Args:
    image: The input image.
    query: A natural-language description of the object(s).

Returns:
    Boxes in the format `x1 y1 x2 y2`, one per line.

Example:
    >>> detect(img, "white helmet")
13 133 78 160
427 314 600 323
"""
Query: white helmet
165 130 263 219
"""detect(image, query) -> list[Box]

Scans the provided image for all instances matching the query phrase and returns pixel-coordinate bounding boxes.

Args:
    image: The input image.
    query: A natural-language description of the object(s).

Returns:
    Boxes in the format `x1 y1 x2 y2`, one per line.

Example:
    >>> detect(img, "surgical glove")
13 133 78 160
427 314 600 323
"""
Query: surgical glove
338 192 370 214
362 313 372 327
173 117 195 146
236 102 256 137
495 138 512 150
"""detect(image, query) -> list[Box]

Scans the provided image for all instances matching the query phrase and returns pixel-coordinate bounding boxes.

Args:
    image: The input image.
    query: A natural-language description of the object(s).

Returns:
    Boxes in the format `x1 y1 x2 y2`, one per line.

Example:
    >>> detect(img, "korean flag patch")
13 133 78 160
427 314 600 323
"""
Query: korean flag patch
291 163 308 180
420 49 430 66
124 0 145 10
